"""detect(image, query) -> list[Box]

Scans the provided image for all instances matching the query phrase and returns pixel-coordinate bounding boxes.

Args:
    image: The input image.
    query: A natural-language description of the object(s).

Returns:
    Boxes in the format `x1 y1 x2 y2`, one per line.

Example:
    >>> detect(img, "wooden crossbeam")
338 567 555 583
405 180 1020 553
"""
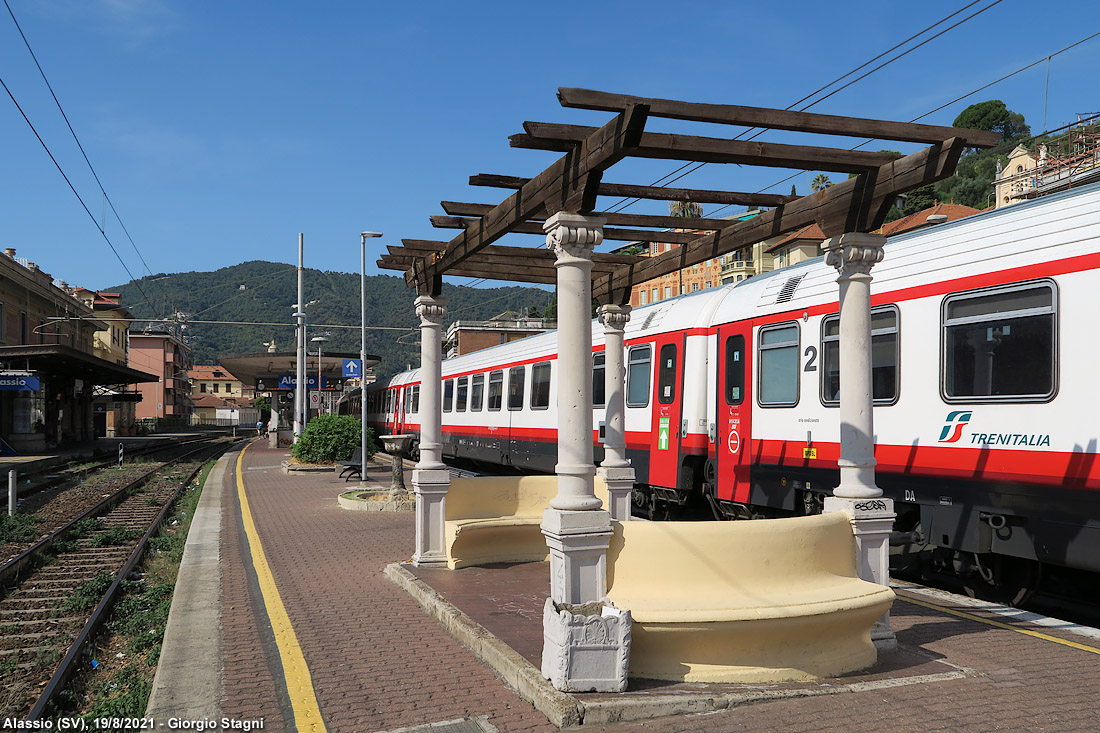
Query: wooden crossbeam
408 104 650 293
516 123 901 173
594 138 966 300
387 243 637 270
557 88 1003 148
596 183 796 207
440 201 729 231
430 215 702 245
379 257 560 285
470 175 795 207
469 173 529 189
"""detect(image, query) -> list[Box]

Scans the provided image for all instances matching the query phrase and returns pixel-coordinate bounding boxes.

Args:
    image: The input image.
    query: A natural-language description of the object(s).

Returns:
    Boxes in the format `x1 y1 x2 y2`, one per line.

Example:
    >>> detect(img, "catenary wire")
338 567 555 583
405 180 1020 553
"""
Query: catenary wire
601 0 1003 215
4 0 155 283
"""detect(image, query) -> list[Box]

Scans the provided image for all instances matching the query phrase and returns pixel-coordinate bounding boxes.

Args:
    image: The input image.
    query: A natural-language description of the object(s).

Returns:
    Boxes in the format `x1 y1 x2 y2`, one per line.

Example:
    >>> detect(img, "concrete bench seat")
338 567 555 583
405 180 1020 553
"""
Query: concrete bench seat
605 512 895 683
444 476 607 570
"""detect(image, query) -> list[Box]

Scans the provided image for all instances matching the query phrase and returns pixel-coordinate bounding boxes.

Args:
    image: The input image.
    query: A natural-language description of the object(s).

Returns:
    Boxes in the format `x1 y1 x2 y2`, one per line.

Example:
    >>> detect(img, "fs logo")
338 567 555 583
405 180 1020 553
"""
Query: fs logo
938 411 973 443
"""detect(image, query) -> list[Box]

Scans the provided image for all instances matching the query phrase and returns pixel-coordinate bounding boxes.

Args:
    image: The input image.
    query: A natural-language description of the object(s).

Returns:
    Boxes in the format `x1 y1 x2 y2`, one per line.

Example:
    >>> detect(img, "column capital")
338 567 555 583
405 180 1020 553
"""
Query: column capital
597 303 632 330
414 294 448 327
823 232 886 279
545 212 605 262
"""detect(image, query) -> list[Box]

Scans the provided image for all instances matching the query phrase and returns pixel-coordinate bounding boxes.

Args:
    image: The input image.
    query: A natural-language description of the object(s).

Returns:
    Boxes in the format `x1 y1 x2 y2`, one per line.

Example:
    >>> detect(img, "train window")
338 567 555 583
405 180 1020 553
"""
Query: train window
507 366 525 410
627 346 651 407
942 281 1056 401
531 362 551 410
724 334 745 405
757 322 799 407
443 379 454 412
386 389 394 414
409 385 419 414
456 376 468 412
657 343 677 405
821 306 899 406
488 370 503 411
592 353 606 407
470 374 484 412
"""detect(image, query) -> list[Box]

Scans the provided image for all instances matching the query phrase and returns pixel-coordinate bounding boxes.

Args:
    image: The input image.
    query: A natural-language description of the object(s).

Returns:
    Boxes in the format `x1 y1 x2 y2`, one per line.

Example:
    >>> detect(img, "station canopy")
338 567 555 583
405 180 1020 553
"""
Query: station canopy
0 344 158 387
219 351 380 389
378 88 1001 298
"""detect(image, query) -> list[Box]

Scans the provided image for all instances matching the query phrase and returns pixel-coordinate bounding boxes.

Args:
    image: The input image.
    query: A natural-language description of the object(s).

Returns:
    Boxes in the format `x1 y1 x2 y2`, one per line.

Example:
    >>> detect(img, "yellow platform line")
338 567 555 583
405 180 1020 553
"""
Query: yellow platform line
898 593 1100 655
235 441 327 731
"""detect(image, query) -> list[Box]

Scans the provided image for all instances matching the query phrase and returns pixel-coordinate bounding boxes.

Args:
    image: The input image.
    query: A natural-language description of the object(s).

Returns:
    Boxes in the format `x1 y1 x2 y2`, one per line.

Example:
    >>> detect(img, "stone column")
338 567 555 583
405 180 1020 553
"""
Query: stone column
597 303 634 521
412 294 450 567
541 213 612 604
821 232 897 650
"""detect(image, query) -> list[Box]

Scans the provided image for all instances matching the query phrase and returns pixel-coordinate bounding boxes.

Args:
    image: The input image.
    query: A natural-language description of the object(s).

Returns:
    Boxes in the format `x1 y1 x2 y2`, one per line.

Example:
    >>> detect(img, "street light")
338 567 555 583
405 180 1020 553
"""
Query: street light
311 334 329 416
361 231 383 485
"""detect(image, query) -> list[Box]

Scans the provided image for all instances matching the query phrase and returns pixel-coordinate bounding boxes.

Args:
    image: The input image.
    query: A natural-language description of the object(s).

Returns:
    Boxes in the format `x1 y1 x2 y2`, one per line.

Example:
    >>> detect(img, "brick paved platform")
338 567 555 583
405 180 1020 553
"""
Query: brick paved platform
154 439 1100 731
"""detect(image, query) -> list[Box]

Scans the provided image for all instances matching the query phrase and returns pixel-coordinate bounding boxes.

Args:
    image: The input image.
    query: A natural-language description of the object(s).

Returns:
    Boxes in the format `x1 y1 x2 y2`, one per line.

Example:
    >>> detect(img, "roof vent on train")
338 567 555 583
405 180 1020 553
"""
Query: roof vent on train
775 275 805 304
640 305 667 330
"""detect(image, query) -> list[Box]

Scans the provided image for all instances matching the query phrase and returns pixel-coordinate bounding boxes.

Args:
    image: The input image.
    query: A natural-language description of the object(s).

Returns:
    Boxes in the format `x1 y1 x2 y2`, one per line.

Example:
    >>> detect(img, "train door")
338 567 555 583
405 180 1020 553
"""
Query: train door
394 387 405 434
715 323 752 503
648 333 685 489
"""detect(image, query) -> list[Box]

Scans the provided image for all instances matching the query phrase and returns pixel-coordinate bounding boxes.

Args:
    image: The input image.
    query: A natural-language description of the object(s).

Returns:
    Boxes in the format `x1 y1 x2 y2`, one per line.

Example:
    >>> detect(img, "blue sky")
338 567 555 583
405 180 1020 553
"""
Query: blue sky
2 0 1096 292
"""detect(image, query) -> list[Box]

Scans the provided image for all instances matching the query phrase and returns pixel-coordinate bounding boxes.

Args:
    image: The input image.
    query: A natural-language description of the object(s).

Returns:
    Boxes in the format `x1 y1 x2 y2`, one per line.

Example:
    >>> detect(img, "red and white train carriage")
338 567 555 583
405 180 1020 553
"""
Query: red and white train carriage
354 181 1100 601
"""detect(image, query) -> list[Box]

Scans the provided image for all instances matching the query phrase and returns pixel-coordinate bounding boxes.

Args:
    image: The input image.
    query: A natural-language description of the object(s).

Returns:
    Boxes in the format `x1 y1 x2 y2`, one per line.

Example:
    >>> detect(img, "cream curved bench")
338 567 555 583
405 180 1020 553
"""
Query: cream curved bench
444 476 608 570
605 512 895 683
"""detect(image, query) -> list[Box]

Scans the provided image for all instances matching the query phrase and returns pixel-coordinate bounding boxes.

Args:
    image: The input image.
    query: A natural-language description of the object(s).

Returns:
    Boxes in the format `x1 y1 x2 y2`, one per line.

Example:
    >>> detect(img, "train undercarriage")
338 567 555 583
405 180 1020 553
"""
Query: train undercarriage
634 458 1100 608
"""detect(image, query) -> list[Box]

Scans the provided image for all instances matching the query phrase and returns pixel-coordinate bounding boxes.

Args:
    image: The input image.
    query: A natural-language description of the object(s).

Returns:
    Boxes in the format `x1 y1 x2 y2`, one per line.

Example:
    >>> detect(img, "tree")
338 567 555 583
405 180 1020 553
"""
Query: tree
811 174 832 192
790 184 797 196
668 200 703 218
953 100 1030 142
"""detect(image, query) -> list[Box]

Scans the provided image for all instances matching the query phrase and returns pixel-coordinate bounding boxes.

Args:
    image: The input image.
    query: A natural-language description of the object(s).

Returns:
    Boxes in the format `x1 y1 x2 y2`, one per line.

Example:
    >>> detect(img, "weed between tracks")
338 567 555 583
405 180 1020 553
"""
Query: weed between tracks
46 458 216 726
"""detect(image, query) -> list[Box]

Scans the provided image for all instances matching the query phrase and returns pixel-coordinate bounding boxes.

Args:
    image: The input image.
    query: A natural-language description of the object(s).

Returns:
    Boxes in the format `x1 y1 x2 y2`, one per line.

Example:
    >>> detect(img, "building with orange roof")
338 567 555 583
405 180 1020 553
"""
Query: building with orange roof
766 223 827 269
876 202 981 237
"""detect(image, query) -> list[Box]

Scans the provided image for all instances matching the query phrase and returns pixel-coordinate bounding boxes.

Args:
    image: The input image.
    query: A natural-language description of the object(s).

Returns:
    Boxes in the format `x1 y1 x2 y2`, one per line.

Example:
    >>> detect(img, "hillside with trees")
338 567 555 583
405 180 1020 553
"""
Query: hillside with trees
896 100 1032 216
110 262 553 379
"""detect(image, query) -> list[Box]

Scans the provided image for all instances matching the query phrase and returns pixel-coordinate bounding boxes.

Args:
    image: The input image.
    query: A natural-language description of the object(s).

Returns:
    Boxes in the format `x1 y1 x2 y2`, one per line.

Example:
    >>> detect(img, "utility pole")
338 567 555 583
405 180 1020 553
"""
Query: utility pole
293 233 306 441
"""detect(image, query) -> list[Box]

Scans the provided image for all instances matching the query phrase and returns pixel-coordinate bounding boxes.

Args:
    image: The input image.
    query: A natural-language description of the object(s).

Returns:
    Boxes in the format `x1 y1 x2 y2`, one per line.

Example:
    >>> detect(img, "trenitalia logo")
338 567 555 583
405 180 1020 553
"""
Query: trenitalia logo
938 411 972 443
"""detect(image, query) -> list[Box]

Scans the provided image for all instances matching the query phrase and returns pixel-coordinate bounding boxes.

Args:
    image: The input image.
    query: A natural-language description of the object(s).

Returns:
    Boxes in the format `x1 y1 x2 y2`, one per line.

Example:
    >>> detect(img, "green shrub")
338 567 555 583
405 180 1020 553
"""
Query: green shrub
291 414 374 464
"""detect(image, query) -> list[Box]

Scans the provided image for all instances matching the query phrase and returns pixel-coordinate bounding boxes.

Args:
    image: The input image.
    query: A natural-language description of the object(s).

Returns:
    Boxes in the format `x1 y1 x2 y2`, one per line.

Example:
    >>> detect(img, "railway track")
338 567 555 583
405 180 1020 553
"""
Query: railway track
0 439 233 719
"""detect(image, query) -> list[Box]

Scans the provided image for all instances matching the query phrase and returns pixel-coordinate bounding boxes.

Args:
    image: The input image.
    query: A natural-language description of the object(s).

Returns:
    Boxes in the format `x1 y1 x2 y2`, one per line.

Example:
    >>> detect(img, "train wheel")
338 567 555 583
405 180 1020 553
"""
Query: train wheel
961 553 1041 607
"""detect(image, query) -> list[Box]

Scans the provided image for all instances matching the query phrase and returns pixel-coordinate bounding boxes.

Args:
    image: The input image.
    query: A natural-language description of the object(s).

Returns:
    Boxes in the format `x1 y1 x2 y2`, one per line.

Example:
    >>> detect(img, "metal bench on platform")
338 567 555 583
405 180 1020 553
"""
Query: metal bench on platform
605 512 895 684
338 447 363 481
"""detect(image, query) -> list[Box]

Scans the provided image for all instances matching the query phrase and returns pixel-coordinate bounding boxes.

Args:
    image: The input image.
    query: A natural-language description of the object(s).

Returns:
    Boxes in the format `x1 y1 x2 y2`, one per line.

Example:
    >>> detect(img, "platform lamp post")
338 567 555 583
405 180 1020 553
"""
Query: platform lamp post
311 334 329 418
360 231 383 486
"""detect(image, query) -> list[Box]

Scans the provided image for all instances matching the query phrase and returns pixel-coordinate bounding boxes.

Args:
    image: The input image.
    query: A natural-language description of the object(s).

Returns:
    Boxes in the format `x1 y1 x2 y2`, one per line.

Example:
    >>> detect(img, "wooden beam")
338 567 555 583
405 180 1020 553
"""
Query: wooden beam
472 177 796 207
440 201 730 231
594 139 967 299
380 257 560 285
596 183 796 207
408 104 650 290
469 173 529 189
517 122 901 173
430 215 704 245
557 88 1003 148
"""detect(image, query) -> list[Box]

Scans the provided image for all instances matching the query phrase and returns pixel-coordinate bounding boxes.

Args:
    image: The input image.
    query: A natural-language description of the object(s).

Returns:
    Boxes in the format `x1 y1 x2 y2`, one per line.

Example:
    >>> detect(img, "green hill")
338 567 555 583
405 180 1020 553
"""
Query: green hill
111 261 553 380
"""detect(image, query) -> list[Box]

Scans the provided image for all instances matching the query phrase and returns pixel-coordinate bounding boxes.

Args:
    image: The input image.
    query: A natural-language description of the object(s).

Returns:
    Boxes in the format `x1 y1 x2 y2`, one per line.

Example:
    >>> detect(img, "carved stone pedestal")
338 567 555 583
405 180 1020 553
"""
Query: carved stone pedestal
824 495 897 650
542 598 631 692
541 508 612 605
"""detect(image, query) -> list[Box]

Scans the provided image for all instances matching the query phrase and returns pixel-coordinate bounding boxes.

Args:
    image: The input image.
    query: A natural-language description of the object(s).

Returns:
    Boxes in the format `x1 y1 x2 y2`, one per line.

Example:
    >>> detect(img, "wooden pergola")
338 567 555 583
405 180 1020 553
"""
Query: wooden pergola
379 88 1001 298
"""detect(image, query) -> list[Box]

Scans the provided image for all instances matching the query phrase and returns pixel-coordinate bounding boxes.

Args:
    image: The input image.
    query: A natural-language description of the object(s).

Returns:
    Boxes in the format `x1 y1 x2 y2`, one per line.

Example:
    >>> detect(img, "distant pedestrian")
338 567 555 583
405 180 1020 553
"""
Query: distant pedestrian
257 420 264 436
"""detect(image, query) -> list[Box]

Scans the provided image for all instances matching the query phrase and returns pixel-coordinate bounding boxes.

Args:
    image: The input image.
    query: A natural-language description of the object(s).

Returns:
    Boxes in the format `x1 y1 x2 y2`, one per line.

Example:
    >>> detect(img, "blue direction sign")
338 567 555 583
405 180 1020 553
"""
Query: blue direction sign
277 374 330 390
0 375 39 391
342 358 362 378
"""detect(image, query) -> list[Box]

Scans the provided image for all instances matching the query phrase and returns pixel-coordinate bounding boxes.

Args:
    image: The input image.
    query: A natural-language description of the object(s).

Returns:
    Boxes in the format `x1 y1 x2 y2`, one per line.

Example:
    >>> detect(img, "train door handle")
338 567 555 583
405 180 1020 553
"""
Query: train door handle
681 419 688 438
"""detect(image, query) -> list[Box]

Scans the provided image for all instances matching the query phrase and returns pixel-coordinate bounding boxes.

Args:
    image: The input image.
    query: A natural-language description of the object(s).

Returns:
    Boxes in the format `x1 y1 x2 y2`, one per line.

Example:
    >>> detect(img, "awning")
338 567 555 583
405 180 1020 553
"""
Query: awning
219 351 380 388
0 345 158 386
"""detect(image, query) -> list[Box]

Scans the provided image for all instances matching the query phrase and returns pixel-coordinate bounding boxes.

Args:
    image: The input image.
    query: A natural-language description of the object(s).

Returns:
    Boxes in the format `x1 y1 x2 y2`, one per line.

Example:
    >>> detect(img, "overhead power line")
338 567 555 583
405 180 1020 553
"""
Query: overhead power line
0 72 155 308
4 0 156 286
602 0 1004 216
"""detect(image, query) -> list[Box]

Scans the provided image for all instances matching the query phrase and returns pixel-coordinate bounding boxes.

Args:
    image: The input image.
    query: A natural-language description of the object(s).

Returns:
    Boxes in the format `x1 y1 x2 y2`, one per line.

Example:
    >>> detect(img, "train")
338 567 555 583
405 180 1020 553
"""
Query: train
345 181 1100 604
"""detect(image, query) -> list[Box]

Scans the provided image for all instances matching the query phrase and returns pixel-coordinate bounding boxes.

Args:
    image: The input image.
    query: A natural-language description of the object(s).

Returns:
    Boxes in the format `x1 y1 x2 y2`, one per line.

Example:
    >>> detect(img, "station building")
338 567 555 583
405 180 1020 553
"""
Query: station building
0 249 156 452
